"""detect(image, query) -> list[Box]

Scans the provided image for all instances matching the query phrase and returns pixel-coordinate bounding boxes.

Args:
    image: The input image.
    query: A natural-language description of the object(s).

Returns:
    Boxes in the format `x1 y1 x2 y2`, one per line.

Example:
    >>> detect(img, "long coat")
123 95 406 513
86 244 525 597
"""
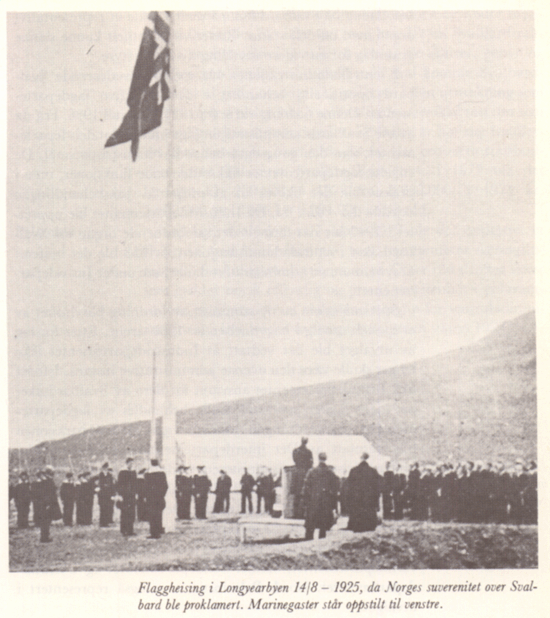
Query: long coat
143 469 168 517
36 477 62 522
346 461 381 532
301 463 339 531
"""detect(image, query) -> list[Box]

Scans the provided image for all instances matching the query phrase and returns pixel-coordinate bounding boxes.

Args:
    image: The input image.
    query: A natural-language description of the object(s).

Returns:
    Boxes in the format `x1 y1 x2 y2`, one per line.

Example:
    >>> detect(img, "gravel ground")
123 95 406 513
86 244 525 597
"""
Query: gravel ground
9 512 537 571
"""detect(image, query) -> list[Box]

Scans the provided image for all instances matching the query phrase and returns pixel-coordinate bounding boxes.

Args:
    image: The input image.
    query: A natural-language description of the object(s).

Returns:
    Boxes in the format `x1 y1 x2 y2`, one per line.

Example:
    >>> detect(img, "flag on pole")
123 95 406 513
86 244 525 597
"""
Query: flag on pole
105 11 171 161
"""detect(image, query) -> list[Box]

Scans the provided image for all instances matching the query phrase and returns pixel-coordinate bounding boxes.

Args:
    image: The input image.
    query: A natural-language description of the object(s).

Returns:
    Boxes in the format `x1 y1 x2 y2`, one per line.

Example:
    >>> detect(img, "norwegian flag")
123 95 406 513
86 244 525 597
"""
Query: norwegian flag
105 11 171 161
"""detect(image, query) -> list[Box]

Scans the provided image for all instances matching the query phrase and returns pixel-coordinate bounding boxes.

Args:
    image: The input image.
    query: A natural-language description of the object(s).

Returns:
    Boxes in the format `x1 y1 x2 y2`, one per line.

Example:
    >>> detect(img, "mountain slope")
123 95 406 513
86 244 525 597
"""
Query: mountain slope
11 311 536 470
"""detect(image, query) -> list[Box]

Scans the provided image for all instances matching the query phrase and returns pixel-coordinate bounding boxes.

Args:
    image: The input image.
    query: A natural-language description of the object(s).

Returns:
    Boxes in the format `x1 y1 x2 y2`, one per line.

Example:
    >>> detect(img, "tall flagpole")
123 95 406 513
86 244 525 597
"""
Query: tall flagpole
150 351 157 460
162 10 177 532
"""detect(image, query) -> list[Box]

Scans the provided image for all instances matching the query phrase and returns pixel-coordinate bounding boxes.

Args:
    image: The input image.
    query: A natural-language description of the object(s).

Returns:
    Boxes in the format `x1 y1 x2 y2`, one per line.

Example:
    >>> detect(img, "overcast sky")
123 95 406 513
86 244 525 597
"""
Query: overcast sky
7 12 534 448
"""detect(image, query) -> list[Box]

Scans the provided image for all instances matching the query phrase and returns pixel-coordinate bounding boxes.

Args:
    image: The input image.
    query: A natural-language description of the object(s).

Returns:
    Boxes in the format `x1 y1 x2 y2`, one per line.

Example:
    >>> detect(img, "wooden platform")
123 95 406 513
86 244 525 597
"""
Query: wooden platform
238 515 304 543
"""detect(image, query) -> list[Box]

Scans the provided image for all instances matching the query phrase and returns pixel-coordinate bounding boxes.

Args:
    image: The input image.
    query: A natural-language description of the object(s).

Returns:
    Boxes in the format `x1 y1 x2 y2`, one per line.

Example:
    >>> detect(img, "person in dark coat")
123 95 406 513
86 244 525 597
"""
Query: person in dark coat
116 457 137 536
418 465 433 521
471 461 490 523
97 463 116 527
193 466 211 519
440 464 457 522
346 452 381 532
143 459 168 539
392 464 407 520
523 461 537 525
509 460 528 524
407 462 421 520
176 466 193 519
292 437 314 518
107 467 116 523
13 471 32 529
382 461 394 520
80 471 95 525
213 470 232 513
240 468 255 514
301 452 339 540
31 472 43 527
36 466 61 542
256 468 275 514
75 473 87 525
492 462 509 524
136 468 148 521
59 472 76 526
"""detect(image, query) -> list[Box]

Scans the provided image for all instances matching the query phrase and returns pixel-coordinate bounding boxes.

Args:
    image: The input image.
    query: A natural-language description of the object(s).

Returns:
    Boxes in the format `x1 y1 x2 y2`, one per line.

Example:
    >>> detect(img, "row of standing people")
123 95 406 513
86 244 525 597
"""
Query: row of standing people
292 439 538 541
377 459 538 525
10 458 169 540
175 466 280 519
10 460 280 538
11 453 538 544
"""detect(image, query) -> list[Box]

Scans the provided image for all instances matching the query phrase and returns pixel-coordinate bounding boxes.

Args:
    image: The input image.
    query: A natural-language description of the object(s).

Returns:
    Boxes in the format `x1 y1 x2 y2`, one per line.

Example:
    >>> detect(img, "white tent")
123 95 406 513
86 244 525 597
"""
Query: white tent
175 434 388 482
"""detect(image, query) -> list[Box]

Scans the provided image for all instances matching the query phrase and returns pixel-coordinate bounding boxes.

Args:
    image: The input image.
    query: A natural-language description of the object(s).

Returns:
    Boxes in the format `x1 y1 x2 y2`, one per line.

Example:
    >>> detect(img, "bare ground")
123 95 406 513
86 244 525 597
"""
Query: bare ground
9 514 537 571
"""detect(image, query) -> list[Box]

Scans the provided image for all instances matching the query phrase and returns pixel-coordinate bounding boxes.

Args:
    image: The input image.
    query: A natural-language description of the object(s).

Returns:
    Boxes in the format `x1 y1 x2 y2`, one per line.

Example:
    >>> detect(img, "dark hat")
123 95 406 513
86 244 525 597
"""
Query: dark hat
360 452 370 461
197 465 205 469
301 437 308 444
126 456 134 463
101 462 109 469
66 472 73 478
318 452 327 461
138 468 147 475
150 458 160 467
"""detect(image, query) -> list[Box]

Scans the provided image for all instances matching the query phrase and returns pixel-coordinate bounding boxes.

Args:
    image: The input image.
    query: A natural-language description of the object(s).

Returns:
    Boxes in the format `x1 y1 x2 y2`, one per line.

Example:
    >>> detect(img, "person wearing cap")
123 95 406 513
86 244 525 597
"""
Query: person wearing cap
509 459 529 524
60 472 76 526
31 471 44 528
292 437 314 518
193 466 212 519
176 466 193 520
75 473 85 524
116 457 137 536
256 468 275 515
13 471 32 529
97 462 116 527
213 470 232 514
346 452 381 532
523 460 537 525
80 471 95 525
407 461 421 520
240 467 255 514
36 466 61 543
301 452 340 541
136 468 147 522
143 459 168 539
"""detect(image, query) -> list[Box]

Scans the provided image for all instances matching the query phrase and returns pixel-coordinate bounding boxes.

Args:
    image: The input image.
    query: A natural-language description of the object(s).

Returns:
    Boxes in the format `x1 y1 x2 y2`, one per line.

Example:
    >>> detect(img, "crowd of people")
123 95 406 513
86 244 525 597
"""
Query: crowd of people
174 465 279 519
375 459 538 525
8 457 281 542
290 439 538 539
9 439 537 544
9 457 169 541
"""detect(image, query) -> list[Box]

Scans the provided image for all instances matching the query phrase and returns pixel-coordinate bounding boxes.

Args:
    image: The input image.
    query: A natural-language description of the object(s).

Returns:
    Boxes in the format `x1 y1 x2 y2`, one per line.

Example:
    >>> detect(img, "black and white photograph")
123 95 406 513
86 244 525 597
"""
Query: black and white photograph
6 6 540 583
